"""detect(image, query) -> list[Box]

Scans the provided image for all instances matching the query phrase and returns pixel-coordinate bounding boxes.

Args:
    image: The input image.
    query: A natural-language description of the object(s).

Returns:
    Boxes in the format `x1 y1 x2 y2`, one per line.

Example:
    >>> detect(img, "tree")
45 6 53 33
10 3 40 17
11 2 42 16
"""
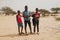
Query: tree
51 7 60 14
1 6 16 16
39 9 50 16
11 11 16 15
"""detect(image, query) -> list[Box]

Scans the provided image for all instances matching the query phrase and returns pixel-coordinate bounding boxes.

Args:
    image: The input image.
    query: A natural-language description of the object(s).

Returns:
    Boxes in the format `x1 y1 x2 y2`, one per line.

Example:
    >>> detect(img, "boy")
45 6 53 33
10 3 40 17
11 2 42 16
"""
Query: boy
16 10 23 35
32 8 40 34
23 5 32 34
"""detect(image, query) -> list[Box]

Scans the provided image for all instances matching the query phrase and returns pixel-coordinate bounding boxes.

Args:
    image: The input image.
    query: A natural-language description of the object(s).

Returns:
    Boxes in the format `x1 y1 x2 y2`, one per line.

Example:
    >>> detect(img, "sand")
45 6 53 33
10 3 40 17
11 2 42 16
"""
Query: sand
0 15 60 40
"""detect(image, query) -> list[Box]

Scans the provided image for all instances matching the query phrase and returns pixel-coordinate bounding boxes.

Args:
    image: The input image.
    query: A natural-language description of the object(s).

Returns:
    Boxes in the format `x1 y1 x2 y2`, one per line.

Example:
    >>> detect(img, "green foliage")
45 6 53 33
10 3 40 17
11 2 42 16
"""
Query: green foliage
51 7 60 13
1 6 16 16
39 9 50 17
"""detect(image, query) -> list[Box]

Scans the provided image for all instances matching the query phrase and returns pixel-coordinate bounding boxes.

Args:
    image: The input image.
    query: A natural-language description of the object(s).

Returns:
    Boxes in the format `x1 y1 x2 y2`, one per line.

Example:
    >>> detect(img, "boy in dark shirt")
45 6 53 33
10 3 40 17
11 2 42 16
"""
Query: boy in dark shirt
32 8 40 34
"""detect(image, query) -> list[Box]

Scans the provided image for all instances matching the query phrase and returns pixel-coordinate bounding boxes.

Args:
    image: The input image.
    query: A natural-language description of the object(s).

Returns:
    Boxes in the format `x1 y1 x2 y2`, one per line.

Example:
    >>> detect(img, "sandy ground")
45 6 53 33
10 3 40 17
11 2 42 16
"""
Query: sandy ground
0 15 60 40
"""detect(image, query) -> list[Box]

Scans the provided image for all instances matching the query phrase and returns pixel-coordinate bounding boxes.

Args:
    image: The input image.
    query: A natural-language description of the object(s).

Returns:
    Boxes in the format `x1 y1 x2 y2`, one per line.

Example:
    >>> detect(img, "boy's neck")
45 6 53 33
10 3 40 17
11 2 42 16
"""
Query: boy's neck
36 11 38 13
18 13 20 15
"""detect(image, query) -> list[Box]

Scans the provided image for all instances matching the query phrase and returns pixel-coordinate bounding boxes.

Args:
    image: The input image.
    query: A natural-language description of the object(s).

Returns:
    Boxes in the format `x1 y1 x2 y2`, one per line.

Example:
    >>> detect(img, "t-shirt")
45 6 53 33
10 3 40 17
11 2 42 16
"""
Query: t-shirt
16 15 22 23
32 12 40 20
23 11 31 21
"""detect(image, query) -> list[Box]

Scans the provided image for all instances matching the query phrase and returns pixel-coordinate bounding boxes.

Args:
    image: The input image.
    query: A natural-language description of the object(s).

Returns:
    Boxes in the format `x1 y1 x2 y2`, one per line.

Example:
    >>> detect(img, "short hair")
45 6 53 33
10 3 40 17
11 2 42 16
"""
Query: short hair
17 10 20 13
36 8 38 10
25 5 28 8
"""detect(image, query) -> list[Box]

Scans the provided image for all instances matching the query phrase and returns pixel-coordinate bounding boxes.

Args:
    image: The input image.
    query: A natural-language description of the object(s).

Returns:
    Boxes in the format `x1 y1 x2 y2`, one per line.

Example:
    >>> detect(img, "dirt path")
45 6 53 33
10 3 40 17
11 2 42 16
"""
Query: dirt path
0 16 60 40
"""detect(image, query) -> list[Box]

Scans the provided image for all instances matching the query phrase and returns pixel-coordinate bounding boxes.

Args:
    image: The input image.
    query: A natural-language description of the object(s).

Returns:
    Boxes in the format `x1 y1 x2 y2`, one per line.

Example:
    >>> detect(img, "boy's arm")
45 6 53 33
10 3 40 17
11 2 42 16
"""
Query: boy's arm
38 12 40 18
32 12 35 17
20 12 23 17
29 11 34 17
21 15 23 17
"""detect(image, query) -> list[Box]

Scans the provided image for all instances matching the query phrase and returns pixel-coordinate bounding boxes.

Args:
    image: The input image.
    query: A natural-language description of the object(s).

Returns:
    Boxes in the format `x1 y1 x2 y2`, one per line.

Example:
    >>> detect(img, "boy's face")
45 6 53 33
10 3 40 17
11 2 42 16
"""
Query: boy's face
36 8 39 14
25 6 28 11
18 11 20 15
36 8 38 12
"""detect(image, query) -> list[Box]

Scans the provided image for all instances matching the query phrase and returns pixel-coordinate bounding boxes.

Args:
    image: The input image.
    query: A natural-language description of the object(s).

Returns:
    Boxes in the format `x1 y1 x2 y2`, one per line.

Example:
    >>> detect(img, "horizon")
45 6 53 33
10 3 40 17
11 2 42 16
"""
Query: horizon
0 0 60 12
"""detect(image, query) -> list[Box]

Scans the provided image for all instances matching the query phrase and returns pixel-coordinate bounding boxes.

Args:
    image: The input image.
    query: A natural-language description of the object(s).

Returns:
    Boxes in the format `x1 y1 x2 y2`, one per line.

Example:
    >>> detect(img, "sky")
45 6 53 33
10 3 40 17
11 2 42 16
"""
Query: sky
0 0 60 12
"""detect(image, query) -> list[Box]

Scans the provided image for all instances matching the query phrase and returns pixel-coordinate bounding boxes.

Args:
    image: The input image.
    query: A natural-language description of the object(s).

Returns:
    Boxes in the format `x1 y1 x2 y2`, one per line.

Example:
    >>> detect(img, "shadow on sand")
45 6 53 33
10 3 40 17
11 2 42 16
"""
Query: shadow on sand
0 33 37 37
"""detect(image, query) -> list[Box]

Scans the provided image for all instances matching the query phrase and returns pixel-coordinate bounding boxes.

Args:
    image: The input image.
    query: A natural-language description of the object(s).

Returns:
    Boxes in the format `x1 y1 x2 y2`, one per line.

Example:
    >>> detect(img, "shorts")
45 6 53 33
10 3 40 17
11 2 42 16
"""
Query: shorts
18 23 23 27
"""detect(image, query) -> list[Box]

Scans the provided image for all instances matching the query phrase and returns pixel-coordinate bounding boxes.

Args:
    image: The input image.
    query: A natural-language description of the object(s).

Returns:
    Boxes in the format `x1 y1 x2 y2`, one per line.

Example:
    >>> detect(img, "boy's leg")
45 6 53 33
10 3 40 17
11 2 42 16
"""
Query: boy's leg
34 25 36 33
21 26 23 33
32 19 36 33
18 26 20 35
24 21 27 34
33 20 36 33
21 23 24 34
28 20 32 33
37 20 39 33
